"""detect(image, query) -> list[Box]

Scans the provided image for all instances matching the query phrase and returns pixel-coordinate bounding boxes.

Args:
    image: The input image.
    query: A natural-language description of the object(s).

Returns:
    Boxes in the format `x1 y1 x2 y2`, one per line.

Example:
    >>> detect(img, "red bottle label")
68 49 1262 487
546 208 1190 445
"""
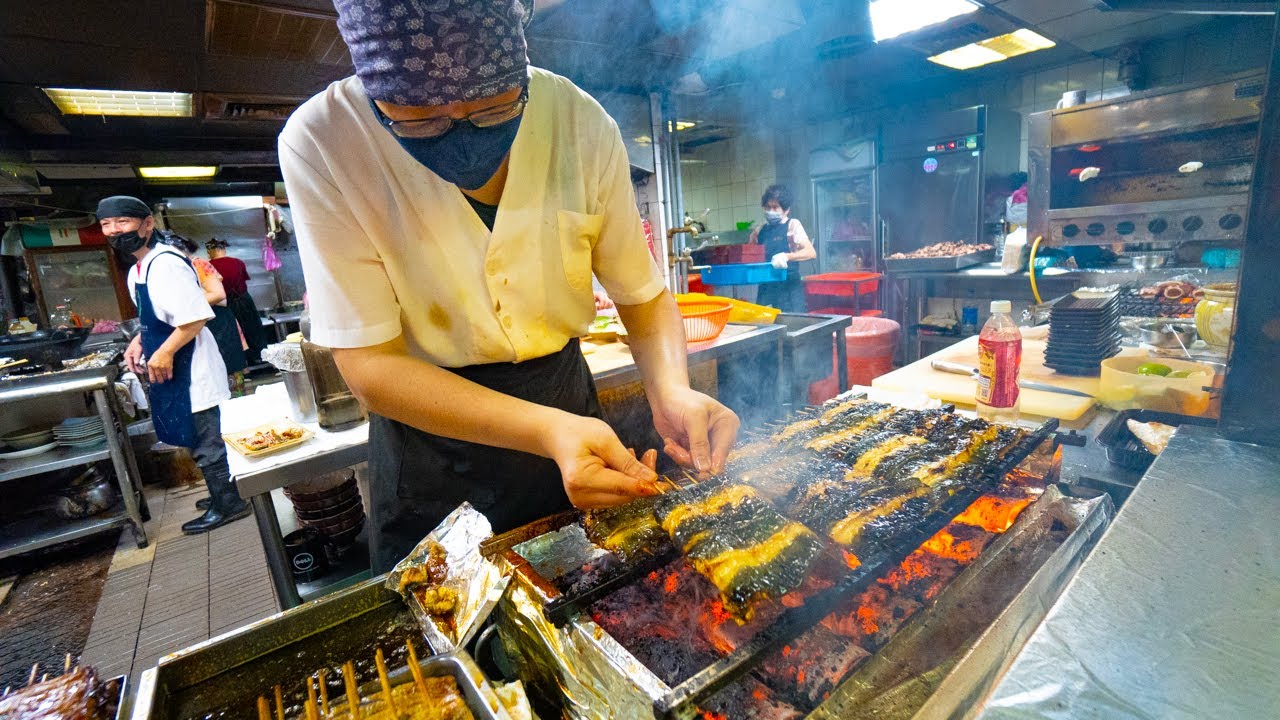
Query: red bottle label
977 337 1021 408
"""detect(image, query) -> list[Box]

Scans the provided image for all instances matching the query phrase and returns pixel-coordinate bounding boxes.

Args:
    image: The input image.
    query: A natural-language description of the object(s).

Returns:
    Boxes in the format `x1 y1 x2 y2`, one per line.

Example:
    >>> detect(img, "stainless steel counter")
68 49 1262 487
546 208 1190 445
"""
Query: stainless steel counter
978 425 1280 719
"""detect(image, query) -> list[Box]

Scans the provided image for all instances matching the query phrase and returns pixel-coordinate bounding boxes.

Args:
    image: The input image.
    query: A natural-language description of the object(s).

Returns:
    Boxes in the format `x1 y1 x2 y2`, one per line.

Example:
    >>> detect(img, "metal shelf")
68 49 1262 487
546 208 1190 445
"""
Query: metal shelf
0 508 131 560
0 443 110 483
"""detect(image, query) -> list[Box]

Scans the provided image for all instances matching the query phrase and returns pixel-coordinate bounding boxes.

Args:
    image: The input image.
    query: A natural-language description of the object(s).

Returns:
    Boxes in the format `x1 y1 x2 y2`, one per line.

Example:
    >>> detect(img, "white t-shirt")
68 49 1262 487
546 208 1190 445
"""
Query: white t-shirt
127 246 230 413
278 66 666 367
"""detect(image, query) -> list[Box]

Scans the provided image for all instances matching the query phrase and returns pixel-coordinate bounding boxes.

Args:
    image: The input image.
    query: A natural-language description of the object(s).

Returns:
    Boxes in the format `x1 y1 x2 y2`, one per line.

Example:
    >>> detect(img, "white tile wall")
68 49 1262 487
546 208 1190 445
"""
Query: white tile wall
680 135 777 232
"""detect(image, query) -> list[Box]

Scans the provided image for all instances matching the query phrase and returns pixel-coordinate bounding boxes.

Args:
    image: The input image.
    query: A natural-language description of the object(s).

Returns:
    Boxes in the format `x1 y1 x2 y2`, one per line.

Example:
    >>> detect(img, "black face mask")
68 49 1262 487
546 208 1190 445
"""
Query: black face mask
108 229 149 255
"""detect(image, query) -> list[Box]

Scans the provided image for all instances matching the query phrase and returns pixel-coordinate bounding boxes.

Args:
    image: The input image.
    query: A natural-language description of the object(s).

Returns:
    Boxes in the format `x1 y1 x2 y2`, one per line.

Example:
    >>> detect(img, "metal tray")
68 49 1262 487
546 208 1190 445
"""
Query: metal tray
130 576 508 720
885 248 995 273
336 652 508 720
1095 409 1215 471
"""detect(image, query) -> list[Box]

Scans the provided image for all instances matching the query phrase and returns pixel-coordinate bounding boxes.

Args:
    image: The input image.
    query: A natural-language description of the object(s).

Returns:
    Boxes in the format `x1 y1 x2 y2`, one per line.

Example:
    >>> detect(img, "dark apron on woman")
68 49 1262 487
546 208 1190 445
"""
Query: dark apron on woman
367 340 601 572
755 220 806 313
136 255 199 448
207 304 247 374
226 291 271 362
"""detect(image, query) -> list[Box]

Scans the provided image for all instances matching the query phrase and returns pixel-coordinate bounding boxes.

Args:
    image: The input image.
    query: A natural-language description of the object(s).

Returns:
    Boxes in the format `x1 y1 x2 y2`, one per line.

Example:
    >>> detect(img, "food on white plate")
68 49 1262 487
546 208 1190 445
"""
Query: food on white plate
886 241 993 260
1127 419 1177 455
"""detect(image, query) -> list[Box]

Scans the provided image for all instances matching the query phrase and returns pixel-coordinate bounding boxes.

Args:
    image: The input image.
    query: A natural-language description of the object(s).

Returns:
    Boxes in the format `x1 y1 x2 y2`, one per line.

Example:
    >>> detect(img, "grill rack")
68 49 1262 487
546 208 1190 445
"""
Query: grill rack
500 400 1060 718
653 417 1059 719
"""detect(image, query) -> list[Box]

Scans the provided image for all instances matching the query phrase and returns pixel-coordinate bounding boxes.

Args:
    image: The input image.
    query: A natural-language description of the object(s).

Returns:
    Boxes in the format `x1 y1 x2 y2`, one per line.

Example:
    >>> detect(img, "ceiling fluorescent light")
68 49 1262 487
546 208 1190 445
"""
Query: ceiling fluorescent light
870 0 979 42
137 166 218 180
44 88 192 117
929 28 1056 70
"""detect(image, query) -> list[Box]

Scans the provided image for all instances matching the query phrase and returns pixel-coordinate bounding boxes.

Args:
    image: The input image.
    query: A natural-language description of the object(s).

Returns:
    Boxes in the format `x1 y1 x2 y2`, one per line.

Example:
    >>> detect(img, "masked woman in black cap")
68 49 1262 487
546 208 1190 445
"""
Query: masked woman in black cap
280 0 740 571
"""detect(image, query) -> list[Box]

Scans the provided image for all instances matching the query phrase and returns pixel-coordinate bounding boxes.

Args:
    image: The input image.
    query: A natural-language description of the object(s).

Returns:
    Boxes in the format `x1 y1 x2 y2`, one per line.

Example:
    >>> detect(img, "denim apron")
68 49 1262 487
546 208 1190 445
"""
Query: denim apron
136 253 199 448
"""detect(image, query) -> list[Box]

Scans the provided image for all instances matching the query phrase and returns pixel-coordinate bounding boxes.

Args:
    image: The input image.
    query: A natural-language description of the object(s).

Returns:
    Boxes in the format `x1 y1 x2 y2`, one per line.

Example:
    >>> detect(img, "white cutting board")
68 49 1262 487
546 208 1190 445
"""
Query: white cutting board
873 330 1143 421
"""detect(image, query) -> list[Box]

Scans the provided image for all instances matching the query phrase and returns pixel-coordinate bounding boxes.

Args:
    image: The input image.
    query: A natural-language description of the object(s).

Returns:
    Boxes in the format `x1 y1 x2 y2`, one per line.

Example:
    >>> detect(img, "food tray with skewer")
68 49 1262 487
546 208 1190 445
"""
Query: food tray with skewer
129 576 510 720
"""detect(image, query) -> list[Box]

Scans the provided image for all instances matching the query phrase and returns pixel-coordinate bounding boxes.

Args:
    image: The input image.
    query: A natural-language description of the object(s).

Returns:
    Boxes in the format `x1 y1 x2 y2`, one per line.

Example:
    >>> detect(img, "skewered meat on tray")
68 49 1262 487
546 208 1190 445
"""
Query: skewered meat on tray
653 483 825 622
578 398 1031 624
0 665 114 720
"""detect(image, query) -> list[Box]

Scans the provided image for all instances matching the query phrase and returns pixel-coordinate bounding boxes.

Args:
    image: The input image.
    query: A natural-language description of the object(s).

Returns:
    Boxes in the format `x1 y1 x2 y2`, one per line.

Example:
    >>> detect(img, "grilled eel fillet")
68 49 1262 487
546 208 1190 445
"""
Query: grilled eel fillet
792 421 1026 551
653 482 825 622
726 399 890 467
582 496 670 562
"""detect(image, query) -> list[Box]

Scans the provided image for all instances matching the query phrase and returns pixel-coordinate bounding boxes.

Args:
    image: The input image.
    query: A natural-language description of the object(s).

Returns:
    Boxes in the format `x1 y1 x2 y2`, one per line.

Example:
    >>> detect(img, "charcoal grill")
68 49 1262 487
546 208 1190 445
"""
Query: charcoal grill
491 405 1112 720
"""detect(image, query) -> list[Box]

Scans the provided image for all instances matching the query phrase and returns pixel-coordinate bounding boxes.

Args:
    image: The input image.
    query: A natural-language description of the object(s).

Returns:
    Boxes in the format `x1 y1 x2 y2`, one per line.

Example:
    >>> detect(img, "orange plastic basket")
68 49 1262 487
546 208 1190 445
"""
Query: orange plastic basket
678 301 733 342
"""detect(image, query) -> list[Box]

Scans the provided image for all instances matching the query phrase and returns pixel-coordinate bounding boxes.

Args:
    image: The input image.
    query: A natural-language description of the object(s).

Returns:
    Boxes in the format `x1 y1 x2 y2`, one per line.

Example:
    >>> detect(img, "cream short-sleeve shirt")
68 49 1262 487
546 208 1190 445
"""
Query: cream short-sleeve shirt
279 67 666 368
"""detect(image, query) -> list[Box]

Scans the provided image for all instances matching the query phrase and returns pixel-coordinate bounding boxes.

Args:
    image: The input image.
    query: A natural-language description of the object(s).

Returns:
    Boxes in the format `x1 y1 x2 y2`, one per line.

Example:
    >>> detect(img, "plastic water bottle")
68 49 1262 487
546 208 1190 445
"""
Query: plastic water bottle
977 300 1022 423
961 289 979 335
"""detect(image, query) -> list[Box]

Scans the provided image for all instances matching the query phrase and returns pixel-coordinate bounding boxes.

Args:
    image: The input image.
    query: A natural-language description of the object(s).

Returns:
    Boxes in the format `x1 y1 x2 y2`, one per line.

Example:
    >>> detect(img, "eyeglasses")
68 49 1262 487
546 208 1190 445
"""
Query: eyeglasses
373 88 528 139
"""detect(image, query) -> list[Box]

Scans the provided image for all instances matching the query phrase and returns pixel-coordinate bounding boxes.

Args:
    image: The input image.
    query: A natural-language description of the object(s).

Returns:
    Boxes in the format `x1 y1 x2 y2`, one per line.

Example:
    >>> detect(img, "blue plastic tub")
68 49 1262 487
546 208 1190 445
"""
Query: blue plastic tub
701 262 787 285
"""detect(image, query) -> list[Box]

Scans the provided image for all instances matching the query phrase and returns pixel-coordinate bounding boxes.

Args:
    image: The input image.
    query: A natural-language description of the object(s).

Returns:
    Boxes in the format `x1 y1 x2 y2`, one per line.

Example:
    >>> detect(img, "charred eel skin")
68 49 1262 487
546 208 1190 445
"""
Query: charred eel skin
582 496 670 562
654 482 824 621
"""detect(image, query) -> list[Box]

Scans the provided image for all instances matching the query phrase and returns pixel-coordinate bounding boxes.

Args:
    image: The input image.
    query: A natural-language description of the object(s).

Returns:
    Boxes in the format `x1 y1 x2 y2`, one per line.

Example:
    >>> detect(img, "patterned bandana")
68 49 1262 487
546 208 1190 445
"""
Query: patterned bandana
334 0 530 106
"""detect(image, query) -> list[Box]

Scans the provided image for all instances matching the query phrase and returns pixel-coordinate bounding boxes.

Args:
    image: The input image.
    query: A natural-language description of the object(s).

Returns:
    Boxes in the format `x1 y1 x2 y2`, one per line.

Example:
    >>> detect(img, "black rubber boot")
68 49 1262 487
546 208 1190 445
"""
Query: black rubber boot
183 462 250 535
195 497 211 511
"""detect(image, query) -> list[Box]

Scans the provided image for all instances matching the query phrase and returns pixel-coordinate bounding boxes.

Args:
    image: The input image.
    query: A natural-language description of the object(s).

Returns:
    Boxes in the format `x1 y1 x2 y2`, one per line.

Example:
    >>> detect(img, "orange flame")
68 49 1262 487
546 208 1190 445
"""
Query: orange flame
919 528 983 563
664 572 679 594
699 711 727 720
842 550 862 570
953 495 1033 534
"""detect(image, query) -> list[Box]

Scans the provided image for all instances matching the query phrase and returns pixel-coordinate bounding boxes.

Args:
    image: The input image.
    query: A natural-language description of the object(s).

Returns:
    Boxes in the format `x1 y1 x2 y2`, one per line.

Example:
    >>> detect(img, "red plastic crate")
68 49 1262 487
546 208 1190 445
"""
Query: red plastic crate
704 244 766 265
801 272 881 297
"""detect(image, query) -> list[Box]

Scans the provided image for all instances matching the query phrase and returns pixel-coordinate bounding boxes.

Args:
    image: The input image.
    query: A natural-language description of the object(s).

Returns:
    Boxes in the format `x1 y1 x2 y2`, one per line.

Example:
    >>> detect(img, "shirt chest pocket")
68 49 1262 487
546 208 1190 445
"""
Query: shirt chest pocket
556 210 603 291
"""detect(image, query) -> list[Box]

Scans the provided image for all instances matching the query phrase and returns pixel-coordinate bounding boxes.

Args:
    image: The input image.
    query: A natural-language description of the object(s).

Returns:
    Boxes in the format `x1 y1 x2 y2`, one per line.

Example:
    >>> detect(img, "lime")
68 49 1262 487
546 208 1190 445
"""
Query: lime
1166 370 1191 378
1136 362 1173 377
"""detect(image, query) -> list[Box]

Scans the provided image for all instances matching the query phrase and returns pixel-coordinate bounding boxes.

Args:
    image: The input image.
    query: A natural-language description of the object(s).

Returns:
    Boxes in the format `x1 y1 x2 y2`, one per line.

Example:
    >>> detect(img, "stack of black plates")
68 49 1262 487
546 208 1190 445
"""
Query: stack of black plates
1046 294 1121 375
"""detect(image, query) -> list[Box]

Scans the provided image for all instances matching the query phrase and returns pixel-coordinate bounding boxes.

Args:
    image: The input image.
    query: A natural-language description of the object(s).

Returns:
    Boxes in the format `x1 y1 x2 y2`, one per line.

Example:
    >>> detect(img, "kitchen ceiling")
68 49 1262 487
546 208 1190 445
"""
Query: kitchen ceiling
0 0 1268 208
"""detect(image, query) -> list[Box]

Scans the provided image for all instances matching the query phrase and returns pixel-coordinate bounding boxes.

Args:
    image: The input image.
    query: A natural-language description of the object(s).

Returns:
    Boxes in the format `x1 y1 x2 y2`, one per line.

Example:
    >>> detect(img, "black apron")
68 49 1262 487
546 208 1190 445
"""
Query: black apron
208 303 247 374
227 291 271 360
755 219 806 313
136 253 199 448
368 340 601 572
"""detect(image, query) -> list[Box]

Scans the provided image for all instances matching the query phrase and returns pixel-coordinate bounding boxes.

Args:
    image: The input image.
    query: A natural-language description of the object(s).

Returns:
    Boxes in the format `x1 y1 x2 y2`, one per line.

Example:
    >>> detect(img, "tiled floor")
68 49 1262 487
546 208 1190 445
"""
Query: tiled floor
79 483 278 682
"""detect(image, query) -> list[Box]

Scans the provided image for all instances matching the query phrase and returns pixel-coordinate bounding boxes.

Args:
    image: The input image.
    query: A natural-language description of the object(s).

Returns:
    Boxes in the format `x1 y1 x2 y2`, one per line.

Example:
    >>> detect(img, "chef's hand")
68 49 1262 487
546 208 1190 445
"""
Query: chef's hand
651 386 740 477
147 348 175 384
771 252 789 270
593 290 615 310
124 335 145 375
547 415 661 508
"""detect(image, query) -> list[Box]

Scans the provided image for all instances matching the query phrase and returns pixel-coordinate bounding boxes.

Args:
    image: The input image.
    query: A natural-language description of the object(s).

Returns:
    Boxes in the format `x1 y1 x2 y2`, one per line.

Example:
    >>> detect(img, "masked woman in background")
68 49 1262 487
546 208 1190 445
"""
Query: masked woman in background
166 235 248 394
750 184 816 313
205 238 271 364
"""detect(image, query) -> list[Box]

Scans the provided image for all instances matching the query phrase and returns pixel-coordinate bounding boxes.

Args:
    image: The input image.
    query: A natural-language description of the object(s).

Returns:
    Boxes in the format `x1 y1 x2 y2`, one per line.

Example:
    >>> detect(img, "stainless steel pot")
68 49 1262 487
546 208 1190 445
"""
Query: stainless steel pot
1135 320 1197 348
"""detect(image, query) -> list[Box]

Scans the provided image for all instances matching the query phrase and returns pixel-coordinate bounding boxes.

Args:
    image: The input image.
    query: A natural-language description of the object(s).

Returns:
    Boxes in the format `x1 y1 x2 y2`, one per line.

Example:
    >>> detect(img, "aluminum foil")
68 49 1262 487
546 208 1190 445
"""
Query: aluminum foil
262 341 306 372
387 503 510 653
495 524 670 720
977 426 1280 720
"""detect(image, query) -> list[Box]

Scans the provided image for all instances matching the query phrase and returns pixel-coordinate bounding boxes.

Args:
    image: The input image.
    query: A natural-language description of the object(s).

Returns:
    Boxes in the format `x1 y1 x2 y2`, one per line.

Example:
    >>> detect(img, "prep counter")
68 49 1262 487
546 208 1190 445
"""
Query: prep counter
978 424 1280 719
228 322 789 609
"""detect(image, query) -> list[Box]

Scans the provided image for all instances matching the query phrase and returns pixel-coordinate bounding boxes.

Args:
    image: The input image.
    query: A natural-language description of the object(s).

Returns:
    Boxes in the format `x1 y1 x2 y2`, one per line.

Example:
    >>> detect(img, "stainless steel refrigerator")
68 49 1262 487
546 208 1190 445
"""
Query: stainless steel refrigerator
877 106 1021 258
810 138 878 273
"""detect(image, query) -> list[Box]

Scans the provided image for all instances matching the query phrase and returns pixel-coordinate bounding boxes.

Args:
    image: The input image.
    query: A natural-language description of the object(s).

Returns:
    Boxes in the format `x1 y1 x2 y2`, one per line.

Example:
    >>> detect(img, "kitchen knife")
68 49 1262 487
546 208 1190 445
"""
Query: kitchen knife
930 359 1094 398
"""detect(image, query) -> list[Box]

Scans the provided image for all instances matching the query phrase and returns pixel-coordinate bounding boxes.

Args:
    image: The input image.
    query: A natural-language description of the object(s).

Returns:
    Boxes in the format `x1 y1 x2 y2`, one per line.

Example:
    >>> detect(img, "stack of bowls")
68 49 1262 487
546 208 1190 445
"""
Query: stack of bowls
283 469 365 555
0 425 57 456
54 416 106 448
